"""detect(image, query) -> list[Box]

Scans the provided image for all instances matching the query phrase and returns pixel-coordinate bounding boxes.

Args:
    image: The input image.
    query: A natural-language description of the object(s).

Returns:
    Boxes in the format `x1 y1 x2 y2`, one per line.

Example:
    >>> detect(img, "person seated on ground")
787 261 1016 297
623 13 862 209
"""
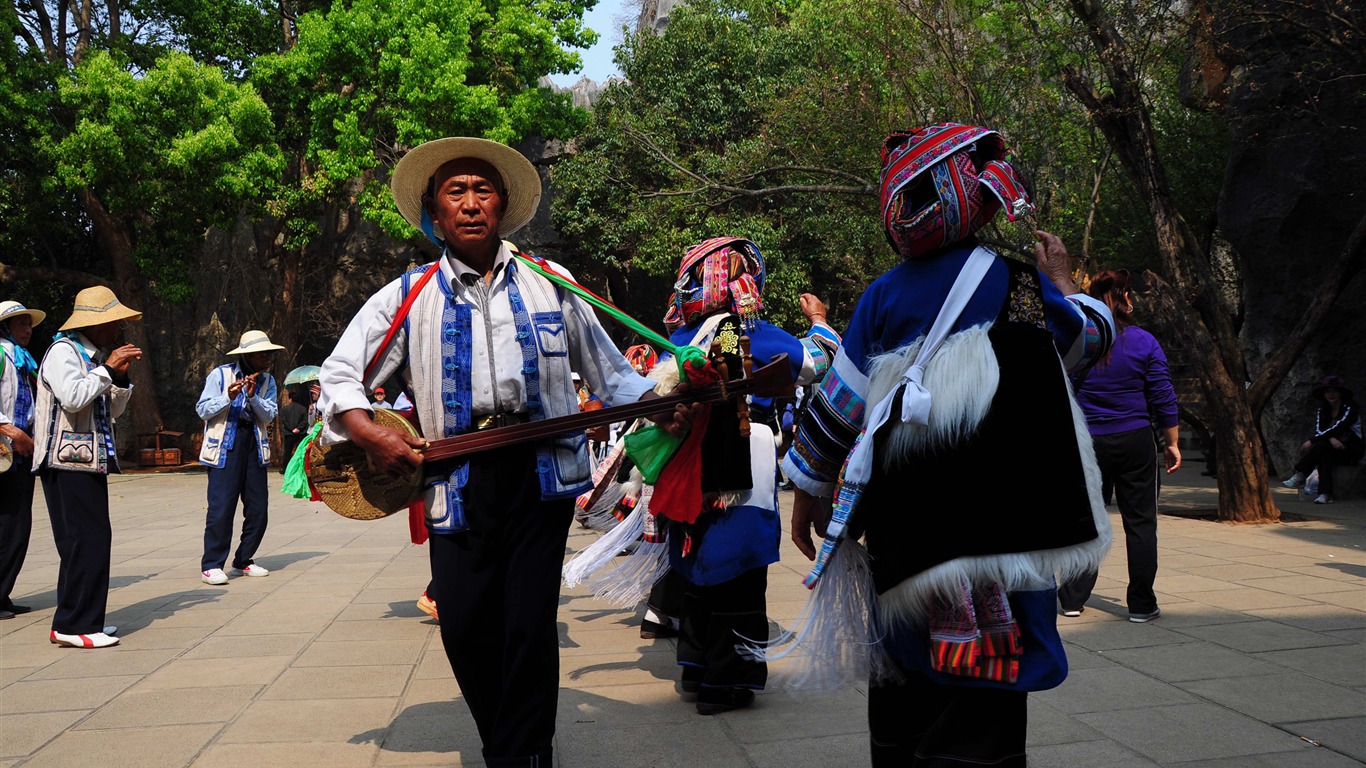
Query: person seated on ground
1283 375 1363 504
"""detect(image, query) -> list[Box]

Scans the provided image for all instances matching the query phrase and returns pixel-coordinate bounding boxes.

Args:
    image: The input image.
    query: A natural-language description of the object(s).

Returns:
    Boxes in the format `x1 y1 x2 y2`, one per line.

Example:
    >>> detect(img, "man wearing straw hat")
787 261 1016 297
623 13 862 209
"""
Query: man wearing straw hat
197 330 282 585
0 300 47 619
318 136 695 768
32 286 142 648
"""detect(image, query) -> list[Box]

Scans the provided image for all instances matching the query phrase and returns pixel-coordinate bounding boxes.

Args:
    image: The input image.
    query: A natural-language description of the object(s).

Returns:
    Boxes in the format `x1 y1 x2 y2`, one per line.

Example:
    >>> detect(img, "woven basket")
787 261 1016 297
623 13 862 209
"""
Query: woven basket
307 408 423 521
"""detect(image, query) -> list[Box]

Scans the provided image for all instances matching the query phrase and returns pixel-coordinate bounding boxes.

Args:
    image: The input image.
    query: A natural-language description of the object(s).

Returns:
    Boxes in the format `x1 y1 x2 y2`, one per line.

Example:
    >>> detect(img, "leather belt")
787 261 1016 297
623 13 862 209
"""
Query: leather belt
473 412 530 431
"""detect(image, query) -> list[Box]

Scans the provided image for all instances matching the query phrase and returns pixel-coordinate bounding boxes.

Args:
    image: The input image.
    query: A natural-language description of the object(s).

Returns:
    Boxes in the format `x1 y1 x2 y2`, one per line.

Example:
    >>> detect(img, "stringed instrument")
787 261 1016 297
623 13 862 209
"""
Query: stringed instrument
308 345 793 521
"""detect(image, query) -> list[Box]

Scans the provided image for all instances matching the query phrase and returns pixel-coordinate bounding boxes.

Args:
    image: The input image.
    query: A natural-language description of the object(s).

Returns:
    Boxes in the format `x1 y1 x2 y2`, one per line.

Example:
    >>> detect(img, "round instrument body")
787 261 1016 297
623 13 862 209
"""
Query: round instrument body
307 408 423 520
0 436 12 473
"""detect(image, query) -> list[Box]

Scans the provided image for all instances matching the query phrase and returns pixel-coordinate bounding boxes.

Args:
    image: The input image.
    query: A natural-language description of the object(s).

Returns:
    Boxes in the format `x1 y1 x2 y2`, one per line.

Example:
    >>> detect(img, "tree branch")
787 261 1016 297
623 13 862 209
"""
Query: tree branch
1246 207 1366 414
628 126 875 199
0 261 111 289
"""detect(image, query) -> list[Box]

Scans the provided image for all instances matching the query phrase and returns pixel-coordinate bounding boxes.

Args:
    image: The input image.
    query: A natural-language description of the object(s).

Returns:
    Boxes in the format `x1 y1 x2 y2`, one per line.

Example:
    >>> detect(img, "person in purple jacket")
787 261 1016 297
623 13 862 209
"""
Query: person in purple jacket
1058 268 1181 623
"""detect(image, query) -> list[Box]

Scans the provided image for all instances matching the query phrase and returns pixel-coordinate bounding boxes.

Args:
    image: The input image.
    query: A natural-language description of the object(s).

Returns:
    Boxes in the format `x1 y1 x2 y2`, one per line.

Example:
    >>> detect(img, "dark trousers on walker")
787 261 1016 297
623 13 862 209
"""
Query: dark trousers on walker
427 443 573 768
0 455 36 609
202 433 269 572
677 565 768 690
1058 427 1159 614
869 671 1027 767
40 466 112 635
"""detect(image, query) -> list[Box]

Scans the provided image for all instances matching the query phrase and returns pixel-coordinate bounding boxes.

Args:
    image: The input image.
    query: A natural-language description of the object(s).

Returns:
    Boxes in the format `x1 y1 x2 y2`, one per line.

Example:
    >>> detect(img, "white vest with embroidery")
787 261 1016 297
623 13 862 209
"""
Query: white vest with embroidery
398 258 589 530
199 363 275 468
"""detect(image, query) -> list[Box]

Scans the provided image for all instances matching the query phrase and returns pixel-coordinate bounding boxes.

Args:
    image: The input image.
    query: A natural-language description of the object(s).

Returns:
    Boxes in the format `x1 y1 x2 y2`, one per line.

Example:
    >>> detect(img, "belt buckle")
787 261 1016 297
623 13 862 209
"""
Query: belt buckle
475 413 507 431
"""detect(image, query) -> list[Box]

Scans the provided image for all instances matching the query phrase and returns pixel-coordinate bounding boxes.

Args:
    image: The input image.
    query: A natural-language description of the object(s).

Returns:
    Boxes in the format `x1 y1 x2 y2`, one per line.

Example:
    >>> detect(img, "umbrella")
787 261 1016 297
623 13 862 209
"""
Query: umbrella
284 365 321 386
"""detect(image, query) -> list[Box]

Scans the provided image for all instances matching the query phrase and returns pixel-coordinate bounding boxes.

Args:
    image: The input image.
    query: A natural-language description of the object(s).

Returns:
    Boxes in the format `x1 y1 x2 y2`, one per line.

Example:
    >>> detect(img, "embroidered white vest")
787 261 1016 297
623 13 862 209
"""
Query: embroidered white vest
33 338 123 475
199 363 274 468
400 260 588 530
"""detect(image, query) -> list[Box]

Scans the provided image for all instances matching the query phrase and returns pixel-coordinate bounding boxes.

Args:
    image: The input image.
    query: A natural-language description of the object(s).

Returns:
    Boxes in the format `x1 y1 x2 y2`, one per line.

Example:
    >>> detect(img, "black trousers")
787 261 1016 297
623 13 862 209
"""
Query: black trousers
203 434 269 572
646 567 685 621
869 672 1027 767
677 565 768 689
1059 427 1159 614
280 433 305 474
427 444 573 768
0 455 35 609
1295 437 1365 496
40 466 112 635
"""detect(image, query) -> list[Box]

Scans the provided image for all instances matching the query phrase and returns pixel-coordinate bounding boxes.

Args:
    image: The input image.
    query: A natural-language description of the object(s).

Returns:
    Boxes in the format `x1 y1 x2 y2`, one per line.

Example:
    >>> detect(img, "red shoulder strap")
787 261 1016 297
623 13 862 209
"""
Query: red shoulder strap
364 262 441 382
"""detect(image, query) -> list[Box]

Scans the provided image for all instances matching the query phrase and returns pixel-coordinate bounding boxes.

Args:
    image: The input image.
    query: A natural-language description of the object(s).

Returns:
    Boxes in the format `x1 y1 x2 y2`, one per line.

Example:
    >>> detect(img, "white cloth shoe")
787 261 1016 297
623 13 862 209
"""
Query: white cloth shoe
1314 494 1332 504
229 564 269 577
50 630 119 648
202 568 229 585
1282 472 1306 489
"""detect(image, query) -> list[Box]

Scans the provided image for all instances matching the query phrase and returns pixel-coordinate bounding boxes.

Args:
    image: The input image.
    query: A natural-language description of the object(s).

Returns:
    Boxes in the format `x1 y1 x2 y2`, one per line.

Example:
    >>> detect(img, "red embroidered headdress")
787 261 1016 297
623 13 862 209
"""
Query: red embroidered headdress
880 123 1033 259
662 237 766 331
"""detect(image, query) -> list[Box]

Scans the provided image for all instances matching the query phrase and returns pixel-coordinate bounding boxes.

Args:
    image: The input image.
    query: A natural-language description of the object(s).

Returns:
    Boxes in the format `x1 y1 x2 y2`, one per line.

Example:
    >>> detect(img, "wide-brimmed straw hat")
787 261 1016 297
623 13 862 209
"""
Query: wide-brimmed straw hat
227 330 286 355
0 301 46 327
58 286 141 332
390 137 541 238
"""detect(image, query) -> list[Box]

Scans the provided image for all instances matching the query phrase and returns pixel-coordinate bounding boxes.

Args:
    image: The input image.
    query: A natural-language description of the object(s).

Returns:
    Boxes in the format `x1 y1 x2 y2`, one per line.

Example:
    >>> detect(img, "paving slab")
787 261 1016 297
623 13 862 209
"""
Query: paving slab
1074 702 1307 763
15 722 223 768
1102 641 1283 682
1283 717 1366 763
1179 618 1350 653
1177 672 1366 723
3 470 1364 767
1035 667 1198 715
1256 644 1366 687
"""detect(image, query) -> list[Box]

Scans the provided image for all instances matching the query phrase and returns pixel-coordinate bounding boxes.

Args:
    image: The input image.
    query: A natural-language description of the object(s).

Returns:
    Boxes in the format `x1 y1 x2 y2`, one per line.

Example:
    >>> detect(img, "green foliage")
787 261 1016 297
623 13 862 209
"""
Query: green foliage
553 0 1228 329
252 0 597 244
40 51 285 300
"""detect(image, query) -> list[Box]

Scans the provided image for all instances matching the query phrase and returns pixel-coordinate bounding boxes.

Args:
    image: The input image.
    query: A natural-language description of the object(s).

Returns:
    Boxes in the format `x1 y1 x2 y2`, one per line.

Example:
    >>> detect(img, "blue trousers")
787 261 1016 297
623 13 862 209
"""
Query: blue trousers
202 433 268 571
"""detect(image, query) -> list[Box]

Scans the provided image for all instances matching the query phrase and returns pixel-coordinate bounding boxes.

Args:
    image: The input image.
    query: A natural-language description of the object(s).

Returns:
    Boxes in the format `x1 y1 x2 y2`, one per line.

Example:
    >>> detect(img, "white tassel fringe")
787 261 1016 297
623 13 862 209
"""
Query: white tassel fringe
739 541 902 690
584 539 670 607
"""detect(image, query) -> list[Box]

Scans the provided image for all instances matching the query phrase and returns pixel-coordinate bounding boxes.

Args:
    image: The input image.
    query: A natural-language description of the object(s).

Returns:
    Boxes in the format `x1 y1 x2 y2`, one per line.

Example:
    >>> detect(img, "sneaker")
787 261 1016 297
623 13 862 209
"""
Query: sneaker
417 592 439 620
1129 608 1162 623
696 686 755 715
1061 608 1083 618
201 568 229 585
229 564 269 578
50 630 120 648
1282 472 1306 489
1314 494 1333 505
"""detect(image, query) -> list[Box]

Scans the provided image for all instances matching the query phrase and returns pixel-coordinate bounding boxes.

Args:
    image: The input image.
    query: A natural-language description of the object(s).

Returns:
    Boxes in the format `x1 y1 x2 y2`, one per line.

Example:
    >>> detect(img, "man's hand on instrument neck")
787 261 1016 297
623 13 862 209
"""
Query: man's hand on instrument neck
340 408 427 478
639 386 702 439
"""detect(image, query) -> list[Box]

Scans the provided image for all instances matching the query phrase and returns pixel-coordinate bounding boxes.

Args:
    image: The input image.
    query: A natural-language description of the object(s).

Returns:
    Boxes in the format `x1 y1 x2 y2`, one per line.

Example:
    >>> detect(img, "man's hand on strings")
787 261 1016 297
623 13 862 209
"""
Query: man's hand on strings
341 408 426 478
791 487 833 561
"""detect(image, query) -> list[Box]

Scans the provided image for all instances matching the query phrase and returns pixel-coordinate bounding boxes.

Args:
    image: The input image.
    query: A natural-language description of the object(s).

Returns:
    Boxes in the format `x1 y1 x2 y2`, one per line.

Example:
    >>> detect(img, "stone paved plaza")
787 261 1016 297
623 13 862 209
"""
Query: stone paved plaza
0 470 1362 767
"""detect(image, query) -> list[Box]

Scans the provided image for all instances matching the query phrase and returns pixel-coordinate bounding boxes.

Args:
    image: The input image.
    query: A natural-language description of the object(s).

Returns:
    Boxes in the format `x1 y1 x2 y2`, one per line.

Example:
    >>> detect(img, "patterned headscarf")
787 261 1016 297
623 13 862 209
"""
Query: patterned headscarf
880 123 1033 259
662 237 766 331
624 344 659 375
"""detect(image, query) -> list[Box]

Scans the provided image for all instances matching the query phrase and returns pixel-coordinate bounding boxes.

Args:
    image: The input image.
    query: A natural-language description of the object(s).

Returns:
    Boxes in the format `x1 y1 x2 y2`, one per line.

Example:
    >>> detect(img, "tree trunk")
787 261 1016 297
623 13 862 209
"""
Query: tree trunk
78 188 166 443
271 234 303 379
1063 0 1285 521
